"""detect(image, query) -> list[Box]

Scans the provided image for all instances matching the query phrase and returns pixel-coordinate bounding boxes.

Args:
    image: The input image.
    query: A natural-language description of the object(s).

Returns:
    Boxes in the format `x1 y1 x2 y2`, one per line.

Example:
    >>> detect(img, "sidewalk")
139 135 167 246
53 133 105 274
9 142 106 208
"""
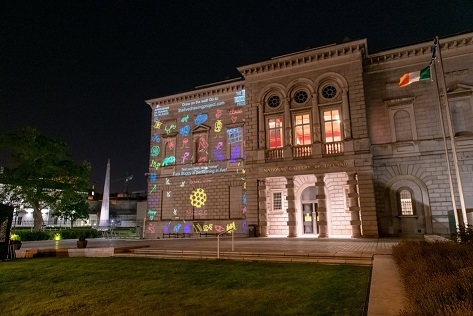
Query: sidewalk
15 237 407 315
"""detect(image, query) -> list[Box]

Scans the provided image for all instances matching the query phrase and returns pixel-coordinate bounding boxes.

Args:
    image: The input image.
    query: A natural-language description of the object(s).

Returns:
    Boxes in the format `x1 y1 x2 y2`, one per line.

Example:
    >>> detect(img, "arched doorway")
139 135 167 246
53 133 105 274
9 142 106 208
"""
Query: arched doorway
301 186 318 235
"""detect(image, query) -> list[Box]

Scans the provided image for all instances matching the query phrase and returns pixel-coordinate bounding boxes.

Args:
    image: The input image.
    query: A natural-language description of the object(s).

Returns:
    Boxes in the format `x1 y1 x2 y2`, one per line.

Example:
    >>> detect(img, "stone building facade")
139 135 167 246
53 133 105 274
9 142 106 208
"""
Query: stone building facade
144 32 473 238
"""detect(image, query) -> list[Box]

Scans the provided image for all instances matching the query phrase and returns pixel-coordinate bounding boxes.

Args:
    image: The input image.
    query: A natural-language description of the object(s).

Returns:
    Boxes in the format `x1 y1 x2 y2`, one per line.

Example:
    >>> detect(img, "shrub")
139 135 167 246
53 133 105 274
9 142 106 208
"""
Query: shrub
13 230 50 241
10 228 101 241
393 241 473 315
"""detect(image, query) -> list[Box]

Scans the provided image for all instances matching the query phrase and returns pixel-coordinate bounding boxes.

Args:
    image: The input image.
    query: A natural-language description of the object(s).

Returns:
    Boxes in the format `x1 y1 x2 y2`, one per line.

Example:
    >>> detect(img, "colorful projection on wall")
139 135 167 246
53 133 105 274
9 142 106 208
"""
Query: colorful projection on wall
147 89 248 234
190 188 207 208
150 146 160 157
195 113 208 125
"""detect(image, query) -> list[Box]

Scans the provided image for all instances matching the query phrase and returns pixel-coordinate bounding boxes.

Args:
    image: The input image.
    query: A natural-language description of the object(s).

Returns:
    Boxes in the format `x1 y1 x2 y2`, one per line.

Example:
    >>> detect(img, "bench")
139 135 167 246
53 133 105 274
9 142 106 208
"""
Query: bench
162 233 191 238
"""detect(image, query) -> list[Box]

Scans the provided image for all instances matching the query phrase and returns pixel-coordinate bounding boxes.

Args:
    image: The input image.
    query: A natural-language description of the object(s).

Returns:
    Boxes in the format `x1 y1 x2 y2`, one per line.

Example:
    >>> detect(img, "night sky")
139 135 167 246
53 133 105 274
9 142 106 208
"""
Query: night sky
1 1 472 193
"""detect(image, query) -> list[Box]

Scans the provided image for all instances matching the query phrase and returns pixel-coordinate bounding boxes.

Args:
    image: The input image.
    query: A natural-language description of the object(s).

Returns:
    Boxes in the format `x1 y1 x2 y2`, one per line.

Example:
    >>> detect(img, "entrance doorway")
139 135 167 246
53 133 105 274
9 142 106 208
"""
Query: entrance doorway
302 203 318 234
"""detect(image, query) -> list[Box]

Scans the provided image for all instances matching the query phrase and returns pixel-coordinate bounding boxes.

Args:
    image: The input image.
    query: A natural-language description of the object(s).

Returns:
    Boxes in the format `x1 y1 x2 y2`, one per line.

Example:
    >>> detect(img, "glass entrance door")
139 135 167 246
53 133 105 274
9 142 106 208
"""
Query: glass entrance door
302 203 318 234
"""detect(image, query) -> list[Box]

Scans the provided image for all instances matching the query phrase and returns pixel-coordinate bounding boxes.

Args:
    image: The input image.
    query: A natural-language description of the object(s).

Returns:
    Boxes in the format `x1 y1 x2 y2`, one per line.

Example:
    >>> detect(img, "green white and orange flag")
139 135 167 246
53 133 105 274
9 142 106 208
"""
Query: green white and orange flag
398 65 431 87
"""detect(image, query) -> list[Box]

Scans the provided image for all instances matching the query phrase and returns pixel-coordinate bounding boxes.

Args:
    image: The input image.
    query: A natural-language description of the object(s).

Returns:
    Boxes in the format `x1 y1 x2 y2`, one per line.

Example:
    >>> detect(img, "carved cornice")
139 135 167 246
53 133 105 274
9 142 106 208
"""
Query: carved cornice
237 40 367 77
146 81 245 107
365 33 473 66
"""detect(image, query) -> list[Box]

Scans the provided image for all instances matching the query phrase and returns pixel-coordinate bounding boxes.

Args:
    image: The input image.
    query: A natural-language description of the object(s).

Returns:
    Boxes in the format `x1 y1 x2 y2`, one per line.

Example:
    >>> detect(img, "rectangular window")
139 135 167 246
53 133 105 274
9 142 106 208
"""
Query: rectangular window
294 113 311 145
399 189 414 215
272 192 282 211
323 109 341 142
268 117 283 149
227 127 243 162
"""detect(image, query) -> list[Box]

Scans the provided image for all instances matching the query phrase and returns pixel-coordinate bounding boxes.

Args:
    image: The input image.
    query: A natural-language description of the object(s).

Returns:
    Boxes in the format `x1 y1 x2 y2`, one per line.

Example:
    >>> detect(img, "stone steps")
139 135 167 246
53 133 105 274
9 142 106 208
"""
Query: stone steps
114 248 374 266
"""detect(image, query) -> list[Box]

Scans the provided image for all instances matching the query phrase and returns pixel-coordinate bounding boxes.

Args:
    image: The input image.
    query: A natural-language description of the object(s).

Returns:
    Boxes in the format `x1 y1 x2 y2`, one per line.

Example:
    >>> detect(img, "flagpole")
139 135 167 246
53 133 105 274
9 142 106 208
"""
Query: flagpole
432 52 460 229
434 36 468 226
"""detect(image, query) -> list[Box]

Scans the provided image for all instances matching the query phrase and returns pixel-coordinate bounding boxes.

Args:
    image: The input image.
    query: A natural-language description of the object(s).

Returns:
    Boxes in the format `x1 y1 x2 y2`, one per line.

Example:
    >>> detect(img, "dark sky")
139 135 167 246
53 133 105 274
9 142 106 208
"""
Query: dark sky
1 1 472 193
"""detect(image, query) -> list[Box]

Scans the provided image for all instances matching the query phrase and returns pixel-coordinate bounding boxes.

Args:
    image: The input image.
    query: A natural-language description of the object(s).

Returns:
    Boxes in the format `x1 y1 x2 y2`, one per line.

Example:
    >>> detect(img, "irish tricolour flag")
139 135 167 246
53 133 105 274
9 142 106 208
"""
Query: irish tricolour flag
399 65 431 87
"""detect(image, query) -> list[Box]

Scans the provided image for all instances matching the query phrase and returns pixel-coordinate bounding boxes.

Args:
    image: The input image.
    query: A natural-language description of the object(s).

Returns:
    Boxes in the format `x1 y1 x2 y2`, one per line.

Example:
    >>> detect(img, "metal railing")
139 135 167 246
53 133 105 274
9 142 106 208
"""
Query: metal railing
217 228 235 259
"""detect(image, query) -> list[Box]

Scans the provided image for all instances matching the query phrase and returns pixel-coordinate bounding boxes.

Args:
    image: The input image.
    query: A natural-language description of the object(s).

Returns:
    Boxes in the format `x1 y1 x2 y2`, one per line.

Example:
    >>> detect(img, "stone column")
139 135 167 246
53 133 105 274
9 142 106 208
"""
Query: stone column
311 92 321 143
315 174 328 238
341 89 352 140
258 103 265 149
347 172 362 237
258 179 268 237
286 176 297 237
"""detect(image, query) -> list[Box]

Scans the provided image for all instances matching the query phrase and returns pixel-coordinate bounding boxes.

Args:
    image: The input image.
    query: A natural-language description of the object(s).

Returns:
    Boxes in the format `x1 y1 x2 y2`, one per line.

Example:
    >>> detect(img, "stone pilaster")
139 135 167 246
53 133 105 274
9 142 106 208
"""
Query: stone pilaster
347 172 362 238
315 174 328 238
258 179 268 237
286 176 297 237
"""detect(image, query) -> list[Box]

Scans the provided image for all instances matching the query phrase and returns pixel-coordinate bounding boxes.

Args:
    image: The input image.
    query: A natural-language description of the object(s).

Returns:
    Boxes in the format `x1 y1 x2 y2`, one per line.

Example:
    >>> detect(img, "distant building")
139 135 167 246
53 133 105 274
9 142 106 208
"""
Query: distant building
88 189 147 228
145 32 473 238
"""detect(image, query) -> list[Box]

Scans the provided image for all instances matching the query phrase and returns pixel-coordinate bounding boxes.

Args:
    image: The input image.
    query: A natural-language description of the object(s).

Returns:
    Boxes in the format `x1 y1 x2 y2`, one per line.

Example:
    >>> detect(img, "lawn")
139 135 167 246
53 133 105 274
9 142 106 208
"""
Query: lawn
0 257 370 316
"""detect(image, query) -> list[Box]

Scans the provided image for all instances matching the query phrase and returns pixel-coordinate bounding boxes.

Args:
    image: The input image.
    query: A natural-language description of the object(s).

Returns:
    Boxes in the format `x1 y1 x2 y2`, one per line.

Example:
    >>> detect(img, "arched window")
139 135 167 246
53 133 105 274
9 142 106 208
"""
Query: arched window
398 188 414 215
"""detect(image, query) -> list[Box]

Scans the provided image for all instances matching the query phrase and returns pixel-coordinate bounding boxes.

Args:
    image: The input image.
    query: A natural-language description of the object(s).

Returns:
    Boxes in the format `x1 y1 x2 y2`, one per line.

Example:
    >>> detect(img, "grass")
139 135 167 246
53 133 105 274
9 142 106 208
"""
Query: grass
393 241 473 316
0 257 370 316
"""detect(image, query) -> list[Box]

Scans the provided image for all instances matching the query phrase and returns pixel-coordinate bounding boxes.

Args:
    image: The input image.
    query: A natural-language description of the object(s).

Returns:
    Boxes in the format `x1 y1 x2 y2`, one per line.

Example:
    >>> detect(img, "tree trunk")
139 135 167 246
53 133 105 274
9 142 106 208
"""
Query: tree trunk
33 206 43 231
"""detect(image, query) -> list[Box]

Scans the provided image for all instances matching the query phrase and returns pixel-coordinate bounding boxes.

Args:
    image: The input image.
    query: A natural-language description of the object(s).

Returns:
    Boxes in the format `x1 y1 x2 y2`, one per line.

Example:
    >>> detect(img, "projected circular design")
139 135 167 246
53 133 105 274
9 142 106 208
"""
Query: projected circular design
267 95 281 108
322 85 337 99
150 146 160 157
294 90 308 104
190 188 207 208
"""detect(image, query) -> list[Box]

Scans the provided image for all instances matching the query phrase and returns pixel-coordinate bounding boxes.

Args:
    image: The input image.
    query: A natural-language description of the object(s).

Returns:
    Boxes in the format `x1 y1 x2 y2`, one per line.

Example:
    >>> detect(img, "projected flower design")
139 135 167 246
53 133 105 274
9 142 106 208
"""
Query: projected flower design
190 188 207 208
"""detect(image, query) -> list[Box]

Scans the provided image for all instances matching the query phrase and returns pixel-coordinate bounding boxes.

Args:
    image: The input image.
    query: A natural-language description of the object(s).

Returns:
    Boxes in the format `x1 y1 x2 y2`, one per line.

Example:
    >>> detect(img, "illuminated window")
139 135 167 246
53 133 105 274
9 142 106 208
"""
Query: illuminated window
272 192 282 211
398 189 414 215
268 117 283 149
294 113 311 145
323 109 341 142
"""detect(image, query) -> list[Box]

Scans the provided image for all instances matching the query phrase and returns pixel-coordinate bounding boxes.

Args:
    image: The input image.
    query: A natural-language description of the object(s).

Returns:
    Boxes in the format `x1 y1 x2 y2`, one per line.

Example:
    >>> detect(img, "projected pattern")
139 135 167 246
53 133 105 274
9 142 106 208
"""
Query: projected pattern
147 90 248 235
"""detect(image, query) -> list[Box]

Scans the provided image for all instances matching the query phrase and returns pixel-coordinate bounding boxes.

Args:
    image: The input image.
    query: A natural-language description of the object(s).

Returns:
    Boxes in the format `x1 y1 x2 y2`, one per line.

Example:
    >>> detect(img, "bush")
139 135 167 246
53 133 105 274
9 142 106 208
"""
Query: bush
10 228 101 241
13 230 50 241
393 241 473 315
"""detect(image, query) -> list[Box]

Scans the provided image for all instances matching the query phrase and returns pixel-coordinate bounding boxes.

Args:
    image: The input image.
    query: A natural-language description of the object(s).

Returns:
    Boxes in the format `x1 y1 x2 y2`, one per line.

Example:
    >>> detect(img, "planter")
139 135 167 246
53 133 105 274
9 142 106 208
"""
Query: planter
77 240 88 248
10 241 22 250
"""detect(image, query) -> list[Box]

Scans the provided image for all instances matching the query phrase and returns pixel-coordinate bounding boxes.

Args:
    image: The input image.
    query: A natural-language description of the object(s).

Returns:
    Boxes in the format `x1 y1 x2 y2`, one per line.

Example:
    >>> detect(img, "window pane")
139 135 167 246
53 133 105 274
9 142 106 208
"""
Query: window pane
332 121 341 141
268 118 283 148
294 114 311 145
323 109 341 143
273 192 282 210
399 189 414 215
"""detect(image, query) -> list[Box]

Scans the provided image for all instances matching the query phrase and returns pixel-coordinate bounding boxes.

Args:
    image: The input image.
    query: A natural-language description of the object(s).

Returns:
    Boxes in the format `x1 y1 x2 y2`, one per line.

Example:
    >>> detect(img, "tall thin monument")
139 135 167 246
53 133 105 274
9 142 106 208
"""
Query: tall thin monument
99 159 110 227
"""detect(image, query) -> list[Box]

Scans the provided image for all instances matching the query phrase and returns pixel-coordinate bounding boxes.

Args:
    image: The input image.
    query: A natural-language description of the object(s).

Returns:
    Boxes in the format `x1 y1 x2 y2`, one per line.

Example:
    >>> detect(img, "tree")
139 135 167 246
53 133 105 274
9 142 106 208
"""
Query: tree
0 128 91 231
51 191 91 228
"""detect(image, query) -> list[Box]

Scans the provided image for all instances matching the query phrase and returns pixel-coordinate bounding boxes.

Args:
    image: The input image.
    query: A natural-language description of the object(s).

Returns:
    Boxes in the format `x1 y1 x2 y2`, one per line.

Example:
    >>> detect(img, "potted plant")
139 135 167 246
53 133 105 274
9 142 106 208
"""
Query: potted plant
9 238 22 250
77 234 88 248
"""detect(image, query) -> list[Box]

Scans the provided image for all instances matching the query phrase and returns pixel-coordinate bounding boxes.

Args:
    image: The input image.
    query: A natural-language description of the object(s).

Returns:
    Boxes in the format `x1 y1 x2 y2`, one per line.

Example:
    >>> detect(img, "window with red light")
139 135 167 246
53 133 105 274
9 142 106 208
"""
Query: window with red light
323 109 341 142
268 117 283 149
294 113 311 145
